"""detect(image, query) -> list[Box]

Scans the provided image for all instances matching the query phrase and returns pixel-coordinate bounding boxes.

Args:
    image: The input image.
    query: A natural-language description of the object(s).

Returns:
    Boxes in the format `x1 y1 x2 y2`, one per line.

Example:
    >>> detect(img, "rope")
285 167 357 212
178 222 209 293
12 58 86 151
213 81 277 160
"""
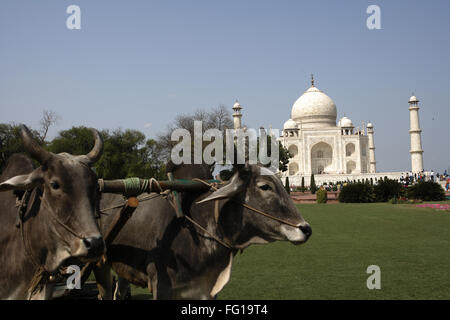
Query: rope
100 192 163 214
192 178 219 191
240 203 299 228
41 200 86 240
183 214 233 249
123 177 149 197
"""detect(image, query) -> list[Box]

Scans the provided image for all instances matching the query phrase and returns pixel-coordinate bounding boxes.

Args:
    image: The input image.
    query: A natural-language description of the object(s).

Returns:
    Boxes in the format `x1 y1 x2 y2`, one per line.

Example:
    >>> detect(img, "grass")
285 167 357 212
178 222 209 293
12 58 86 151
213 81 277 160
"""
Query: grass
128 202 450 299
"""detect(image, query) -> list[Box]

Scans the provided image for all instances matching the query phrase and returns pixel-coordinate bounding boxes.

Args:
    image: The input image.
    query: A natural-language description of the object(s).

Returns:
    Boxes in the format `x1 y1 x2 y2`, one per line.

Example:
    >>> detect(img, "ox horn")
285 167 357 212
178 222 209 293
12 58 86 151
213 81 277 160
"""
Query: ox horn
19 124 52 164
78 128 104 165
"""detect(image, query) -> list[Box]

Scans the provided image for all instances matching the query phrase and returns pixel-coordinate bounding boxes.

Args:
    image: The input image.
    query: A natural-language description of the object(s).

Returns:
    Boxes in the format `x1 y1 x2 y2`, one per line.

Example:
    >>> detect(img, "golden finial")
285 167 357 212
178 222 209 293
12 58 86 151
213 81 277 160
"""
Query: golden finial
311 74 315 87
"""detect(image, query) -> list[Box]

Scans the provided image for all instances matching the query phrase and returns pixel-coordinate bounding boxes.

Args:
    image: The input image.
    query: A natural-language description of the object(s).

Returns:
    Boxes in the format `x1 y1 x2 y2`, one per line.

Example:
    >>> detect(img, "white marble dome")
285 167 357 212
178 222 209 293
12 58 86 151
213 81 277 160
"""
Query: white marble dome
233 101 242 109
409 95 419 103
291 85 337 129
338 116 353 128
283 118 297 130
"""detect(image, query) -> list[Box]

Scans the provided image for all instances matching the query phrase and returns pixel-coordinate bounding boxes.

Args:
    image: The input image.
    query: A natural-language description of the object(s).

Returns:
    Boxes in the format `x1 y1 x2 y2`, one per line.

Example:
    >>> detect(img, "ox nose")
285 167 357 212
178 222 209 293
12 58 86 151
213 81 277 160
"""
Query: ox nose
299 224 312 239
83 236 105 258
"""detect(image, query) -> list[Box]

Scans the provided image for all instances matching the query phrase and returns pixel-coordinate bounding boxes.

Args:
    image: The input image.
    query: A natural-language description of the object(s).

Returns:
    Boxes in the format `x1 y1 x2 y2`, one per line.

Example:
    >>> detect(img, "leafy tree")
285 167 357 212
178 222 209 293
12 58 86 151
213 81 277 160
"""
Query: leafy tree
278 143 291 172
0 123 41 171
48 127 165 180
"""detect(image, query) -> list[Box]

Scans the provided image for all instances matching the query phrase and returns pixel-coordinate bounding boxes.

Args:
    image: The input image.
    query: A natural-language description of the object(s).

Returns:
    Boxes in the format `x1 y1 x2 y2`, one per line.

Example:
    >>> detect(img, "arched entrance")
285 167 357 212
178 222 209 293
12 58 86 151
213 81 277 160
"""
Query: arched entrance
346 160 356 174
311 142 333 174
289 162 299 175
346 143 355 157
288 144 298 157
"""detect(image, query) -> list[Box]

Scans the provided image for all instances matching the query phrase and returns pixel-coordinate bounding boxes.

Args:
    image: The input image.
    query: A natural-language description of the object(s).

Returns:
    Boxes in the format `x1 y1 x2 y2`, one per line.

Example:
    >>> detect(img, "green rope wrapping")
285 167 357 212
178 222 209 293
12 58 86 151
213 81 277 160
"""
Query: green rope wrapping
123 178 149 197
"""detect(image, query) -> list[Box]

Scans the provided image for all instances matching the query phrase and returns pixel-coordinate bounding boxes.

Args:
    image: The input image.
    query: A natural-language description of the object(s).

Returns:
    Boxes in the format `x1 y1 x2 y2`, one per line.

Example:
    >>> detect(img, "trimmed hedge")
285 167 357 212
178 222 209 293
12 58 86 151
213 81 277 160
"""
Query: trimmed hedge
285 176 290 194
374 179 403 202
407 181 446 201
316 188 328 204
310 174 317 194
338 183 375 203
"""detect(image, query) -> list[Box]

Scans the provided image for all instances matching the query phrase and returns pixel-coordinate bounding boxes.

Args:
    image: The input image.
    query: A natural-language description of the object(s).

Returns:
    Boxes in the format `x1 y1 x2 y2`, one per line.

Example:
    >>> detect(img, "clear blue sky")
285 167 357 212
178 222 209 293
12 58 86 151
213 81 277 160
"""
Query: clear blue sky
1 0 449 172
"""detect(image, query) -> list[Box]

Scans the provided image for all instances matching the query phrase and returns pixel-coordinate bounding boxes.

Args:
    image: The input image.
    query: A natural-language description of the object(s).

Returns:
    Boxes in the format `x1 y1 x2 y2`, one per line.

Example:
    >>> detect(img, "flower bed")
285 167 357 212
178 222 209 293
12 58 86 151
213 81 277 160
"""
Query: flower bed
415 203 450 211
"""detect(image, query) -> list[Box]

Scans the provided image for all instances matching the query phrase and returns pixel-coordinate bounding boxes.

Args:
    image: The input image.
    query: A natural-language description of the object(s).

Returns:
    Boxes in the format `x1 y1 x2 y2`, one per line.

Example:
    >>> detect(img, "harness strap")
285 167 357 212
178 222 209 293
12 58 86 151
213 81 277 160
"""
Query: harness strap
193 178 300 228
40 199 86 240
15 190 31 228
183 214 233 249
240 203 299 228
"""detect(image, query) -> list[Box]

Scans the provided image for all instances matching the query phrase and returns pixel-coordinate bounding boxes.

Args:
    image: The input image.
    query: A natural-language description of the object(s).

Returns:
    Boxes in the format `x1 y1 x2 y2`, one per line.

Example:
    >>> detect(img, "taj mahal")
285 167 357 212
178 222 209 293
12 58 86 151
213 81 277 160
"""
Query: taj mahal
232 75 426 186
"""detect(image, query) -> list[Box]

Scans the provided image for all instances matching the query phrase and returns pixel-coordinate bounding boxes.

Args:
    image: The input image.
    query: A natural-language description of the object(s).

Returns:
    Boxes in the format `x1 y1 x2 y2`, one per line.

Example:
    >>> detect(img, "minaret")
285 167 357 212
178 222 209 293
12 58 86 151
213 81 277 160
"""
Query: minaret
367 122 376 173
232 100 242 129
408 95 424 173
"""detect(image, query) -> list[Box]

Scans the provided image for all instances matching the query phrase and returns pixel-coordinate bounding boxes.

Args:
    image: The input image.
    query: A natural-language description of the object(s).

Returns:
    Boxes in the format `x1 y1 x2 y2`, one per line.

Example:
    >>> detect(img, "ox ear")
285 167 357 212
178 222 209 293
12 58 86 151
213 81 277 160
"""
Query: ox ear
196 172 244 204
0 169 44 192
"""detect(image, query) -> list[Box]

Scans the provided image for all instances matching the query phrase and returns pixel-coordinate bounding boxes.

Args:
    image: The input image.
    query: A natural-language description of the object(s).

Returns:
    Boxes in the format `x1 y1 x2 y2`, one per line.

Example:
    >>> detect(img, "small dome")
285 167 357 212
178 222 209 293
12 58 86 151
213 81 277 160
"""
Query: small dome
339 116 353 128
283 118 297 130
291 85 337 129
367 122 373 128
233 101 242 109
409 95 419 103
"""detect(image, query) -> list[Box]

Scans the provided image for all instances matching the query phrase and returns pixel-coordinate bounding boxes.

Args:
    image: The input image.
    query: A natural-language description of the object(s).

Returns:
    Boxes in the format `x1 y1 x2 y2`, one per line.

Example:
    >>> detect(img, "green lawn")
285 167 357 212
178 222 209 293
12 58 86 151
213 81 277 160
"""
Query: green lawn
131 202 450 299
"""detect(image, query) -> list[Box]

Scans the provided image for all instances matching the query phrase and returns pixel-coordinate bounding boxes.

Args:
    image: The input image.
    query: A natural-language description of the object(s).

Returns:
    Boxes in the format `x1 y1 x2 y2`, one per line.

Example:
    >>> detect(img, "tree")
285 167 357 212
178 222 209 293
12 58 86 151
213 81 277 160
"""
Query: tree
38 110 60 142
0 123 41 171
278 143 291 172
48 126 165 180
310 174 317 194
157 105 233 161
301 176 305 193
285 176 290 194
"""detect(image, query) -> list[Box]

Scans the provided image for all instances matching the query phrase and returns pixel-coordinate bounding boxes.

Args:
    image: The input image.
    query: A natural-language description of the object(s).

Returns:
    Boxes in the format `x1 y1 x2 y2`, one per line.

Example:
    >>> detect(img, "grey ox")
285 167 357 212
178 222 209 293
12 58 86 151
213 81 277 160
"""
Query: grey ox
0 125 105 299
94 163 311 299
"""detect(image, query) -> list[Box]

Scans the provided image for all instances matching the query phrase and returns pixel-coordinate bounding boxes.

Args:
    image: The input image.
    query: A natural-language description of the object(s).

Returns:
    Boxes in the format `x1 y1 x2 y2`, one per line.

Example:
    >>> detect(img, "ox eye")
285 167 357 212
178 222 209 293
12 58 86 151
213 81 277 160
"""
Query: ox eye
259 184 272 191
50 181 60 190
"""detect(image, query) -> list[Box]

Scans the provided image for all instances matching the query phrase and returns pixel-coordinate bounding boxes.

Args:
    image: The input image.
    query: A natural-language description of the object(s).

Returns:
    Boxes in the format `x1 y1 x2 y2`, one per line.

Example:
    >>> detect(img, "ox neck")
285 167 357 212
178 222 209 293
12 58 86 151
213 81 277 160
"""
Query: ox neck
21 188 70 273
190 193 259 251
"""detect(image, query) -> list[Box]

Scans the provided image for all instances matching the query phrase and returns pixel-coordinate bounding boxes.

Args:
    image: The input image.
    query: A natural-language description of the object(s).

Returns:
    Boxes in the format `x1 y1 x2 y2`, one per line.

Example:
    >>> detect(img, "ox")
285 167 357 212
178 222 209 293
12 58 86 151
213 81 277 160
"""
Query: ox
0 125 105 299
94 163 311 299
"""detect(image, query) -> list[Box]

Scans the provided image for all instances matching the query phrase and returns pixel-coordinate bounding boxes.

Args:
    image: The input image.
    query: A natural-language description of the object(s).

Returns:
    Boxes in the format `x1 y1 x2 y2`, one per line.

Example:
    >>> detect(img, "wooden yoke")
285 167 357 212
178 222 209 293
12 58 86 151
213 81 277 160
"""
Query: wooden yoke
80 197 139 286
